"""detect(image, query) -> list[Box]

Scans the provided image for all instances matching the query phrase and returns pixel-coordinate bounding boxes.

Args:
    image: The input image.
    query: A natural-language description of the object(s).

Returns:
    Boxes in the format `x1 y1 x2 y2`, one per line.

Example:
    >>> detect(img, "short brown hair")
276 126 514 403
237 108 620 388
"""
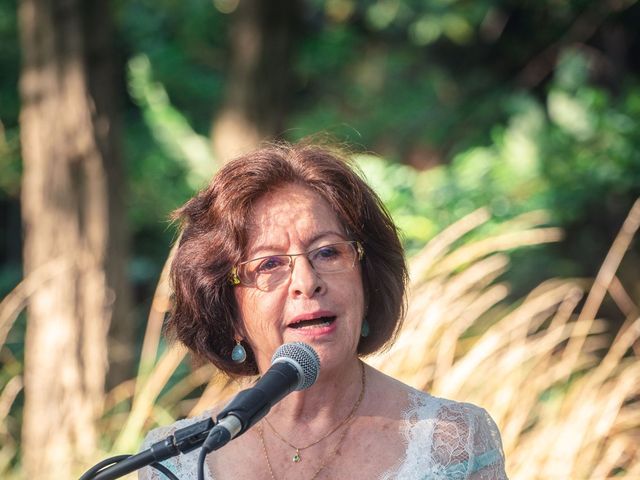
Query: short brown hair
169 142 408 376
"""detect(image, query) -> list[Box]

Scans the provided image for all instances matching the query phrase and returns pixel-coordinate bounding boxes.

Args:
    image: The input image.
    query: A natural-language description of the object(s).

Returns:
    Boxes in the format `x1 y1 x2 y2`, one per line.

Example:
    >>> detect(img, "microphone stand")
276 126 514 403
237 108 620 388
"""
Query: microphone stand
79 417 221 480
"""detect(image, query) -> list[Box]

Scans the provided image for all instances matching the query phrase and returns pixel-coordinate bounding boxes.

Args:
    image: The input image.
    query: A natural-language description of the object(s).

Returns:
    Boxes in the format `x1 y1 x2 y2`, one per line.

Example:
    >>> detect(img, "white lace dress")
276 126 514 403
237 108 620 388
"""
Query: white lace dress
139 390 507 479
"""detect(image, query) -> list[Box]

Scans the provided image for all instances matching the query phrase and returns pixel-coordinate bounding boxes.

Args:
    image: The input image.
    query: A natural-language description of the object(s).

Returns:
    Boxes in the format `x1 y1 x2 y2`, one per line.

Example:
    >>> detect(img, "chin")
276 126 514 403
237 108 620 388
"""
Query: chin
313 345 358 371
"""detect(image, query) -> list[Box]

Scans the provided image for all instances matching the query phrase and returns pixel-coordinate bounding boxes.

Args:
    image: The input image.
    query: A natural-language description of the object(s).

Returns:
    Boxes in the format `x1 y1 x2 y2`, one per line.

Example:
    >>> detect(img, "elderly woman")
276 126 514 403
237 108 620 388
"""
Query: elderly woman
140 143 507 479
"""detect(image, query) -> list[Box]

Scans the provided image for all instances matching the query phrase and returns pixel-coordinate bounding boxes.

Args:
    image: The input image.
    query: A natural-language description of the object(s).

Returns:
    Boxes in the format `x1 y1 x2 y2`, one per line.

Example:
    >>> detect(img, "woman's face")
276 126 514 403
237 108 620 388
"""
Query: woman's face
234 183 365 374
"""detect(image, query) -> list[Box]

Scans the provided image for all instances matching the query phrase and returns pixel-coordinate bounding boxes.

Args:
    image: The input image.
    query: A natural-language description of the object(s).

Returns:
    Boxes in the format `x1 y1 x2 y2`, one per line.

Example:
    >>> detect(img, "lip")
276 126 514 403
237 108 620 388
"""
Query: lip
288 310 337 326
286 310 338 338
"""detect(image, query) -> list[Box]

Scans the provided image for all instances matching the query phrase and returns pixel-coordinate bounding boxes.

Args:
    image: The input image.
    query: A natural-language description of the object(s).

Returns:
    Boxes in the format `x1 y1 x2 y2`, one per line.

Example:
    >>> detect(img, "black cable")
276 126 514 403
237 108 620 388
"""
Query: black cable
78 454 180 480
149 462 181 480
79 455 131 480
197 428 224 480
197 447 208 480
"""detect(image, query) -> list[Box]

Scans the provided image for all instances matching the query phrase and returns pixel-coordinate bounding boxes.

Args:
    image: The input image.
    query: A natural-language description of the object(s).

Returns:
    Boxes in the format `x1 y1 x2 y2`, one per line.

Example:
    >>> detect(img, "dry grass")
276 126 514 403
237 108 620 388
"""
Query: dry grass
2 203 639 479
369 202 640 479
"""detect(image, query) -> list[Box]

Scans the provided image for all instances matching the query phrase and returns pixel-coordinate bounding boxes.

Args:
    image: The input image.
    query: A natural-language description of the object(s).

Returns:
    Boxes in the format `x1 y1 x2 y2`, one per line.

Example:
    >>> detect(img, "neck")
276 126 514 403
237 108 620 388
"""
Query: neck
265 356 364 435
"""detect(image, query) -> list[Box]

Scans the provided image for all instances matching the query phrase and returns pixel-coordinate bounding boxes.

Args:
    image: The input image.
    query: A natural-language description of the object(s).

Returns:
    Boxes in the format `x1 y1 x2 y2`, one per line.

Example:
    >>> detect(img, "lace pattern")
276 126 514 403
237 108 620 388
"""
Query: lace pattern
380 391 507 479
138 391 506 479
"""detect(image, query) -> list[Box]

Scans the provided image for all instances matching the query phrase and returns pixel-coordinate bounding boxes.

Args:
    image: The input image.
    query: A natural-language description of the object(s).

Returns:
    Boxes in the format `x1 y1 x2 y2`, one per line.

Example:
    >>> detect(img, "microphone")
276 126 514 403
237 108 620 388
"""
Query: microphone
201 342 320 453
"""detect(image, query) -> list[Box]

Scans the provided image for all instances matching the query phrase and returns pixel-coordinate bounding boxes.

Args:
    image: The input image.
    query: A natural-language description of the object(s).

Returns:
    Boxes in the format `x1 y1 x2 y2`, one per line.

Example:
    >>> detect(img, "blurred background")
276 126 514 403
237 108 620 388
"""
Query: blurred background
1 0 640 478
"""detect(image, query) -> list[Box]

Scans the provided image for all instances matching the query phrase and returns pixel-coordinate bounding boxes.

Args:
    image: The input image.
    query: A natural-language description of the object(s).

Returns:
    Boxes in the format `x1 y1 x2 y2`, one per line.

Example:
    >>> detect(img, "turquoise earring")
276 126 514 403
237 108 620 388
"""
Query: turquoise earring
231 340 247 363
361 320 370 338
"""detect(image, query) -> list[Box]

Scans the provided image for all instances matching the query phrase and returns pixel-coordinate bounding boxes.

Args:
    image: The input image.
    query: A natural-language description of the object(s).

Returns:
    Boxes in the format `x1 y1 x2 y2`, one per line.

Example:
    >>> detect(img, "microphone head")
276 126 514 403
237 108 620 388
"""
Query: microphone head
271 342 320 391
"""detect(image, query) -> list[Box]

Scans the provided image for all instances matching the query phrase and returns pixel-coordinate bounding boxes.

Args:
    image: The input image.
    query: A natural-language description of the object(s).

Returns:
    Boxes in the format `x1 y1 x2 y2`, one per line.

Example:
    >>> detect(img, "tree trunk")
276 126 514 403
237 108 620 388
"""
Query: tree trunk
83 0 134 390
211 0 302 161
18 0 124 476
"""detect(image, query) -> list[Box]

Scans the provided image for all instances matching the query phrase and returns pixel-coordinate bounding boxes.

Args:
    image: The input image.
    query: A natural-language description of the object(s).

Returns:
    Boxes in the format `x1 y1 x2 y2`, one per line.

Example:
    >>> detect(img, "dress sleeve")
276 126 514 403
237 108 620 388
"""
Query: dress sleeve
431 403 507 480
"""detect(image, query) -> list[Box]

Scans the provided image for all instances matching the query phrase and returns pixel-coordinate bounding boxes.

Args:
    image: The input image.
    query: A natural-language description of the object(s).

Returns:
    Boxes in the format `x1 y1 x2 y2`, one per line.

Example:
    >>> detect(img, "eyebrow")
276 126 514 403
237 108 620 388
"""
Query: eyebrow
245 230 347 259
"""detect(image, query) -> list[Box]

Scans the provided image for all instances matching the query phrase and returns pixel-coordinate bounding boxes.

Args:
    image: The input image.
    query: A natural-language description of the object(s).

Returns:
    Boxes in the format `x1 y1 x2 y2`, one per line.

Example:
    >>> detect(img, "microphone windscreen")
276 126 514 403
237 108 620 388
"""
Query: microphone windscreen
271 342 320 391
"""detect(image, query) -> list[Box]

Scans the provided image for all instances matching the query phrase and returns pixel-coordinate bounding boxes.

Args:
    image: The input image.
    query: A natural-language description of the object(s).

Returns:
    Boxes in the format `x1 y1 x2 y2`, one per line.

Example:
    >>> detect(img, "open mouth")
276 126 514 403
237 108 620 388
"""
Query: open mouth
289 316 336 329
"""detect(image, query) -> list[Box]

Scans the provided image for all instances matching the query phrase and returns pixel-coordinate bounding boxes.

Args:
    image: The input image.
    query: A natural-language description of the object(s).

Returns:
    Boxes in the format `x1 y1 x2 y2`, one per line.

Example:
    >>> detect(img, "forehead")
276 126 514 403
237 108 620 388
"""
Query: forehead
244 184 345 254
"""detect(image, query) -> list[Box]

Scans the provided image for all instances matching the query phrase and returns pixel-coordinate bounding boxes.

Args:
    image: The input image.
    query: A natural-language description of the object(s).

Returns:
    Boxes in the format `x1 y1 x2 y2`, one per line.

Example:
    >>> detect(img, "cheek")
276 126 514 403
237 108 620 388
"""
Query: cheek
352 267 366 312
234 288 259 337
234 288 279 341
341 271 366 321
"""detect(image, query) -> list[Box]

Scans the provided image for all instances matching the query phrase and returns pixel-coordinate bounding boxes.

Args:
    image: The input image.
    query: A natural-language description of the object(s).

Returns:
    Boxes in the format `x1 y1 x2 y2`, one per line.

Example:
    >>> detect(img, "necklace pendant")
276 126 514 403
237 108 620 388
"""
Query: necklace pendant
293 451 301 463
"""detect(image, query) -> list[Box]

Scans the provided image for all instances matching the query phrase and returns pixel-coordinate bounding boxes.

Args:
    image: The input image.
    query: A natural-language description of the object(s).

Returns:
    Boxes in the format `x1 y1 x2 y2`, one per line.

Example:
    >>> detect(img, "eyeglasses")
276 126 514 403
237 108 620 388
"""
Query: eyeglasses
230 241 364 292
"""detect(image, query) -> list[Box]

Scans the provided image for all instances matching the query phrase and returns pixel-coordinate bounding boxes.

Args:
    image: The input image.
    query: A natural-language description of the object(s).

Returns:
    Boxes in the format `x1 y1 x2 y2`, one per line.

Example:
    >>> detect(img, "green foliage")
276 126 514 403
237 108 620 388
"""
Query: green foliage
0 127 20 199
542 61 640 225
0 0 20 199
354 49 640 266
118 0 229 132
127 55 218 189
0 0 637 296
125 54 219 278
117 0 229 278
290 0 640 165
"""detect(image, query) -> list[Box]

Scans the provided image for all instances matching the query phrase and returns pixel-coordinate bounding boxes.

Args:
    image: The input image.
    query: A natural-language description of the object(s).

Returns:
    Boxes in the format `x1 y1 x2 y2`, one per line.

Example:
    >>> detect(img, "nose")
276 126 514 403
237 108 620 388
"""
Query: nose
288 255 325 298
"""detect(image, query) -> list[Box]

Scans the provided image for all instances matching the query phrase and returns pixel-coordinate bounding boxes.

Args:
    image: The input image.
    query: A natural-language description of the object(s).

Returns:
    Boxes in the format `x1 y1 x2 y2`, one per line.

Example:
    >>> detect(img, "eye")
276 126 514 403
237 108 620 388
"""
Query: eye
256 256 288 273
314 244 341 260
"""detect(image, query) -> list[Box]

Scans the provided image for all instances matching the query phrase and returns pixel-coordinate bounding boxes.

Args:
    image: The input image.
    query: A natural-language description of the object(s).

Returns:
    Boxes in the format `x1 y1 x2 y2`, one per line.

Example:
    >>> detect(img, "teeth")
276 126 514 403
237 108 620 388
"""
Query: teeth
291 316 335 329
297 321 331 329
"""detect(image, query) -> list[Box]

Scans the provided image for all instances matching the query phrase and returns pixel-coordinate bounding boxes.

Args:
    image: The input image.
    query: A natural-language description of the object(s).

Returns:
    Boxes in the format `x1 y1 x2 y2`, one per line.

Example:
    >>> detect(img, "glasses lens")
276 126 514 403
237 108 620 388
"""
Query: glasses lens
242 255 291 291
309 242 357 273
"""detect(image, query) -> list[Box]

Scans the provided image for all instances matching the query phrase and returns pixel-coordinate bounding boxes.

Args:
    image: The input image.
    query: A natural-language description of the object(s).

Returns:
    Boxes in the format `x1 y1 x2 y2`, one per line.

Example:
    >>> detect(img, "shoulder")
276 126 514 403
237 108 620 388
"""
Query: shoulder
413 391 500 440
138 412 213 480
395 390 508 479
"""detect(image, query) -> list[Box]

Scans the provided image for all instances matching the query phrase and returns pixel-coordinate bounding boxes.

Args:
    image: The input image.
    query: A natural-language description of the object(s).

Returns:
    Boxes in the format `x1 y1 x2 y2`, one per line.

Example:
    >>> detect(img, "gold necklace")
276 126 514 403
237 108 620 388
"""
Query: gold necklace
258 362 366 480
258 416 354 480
263 361 366 463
